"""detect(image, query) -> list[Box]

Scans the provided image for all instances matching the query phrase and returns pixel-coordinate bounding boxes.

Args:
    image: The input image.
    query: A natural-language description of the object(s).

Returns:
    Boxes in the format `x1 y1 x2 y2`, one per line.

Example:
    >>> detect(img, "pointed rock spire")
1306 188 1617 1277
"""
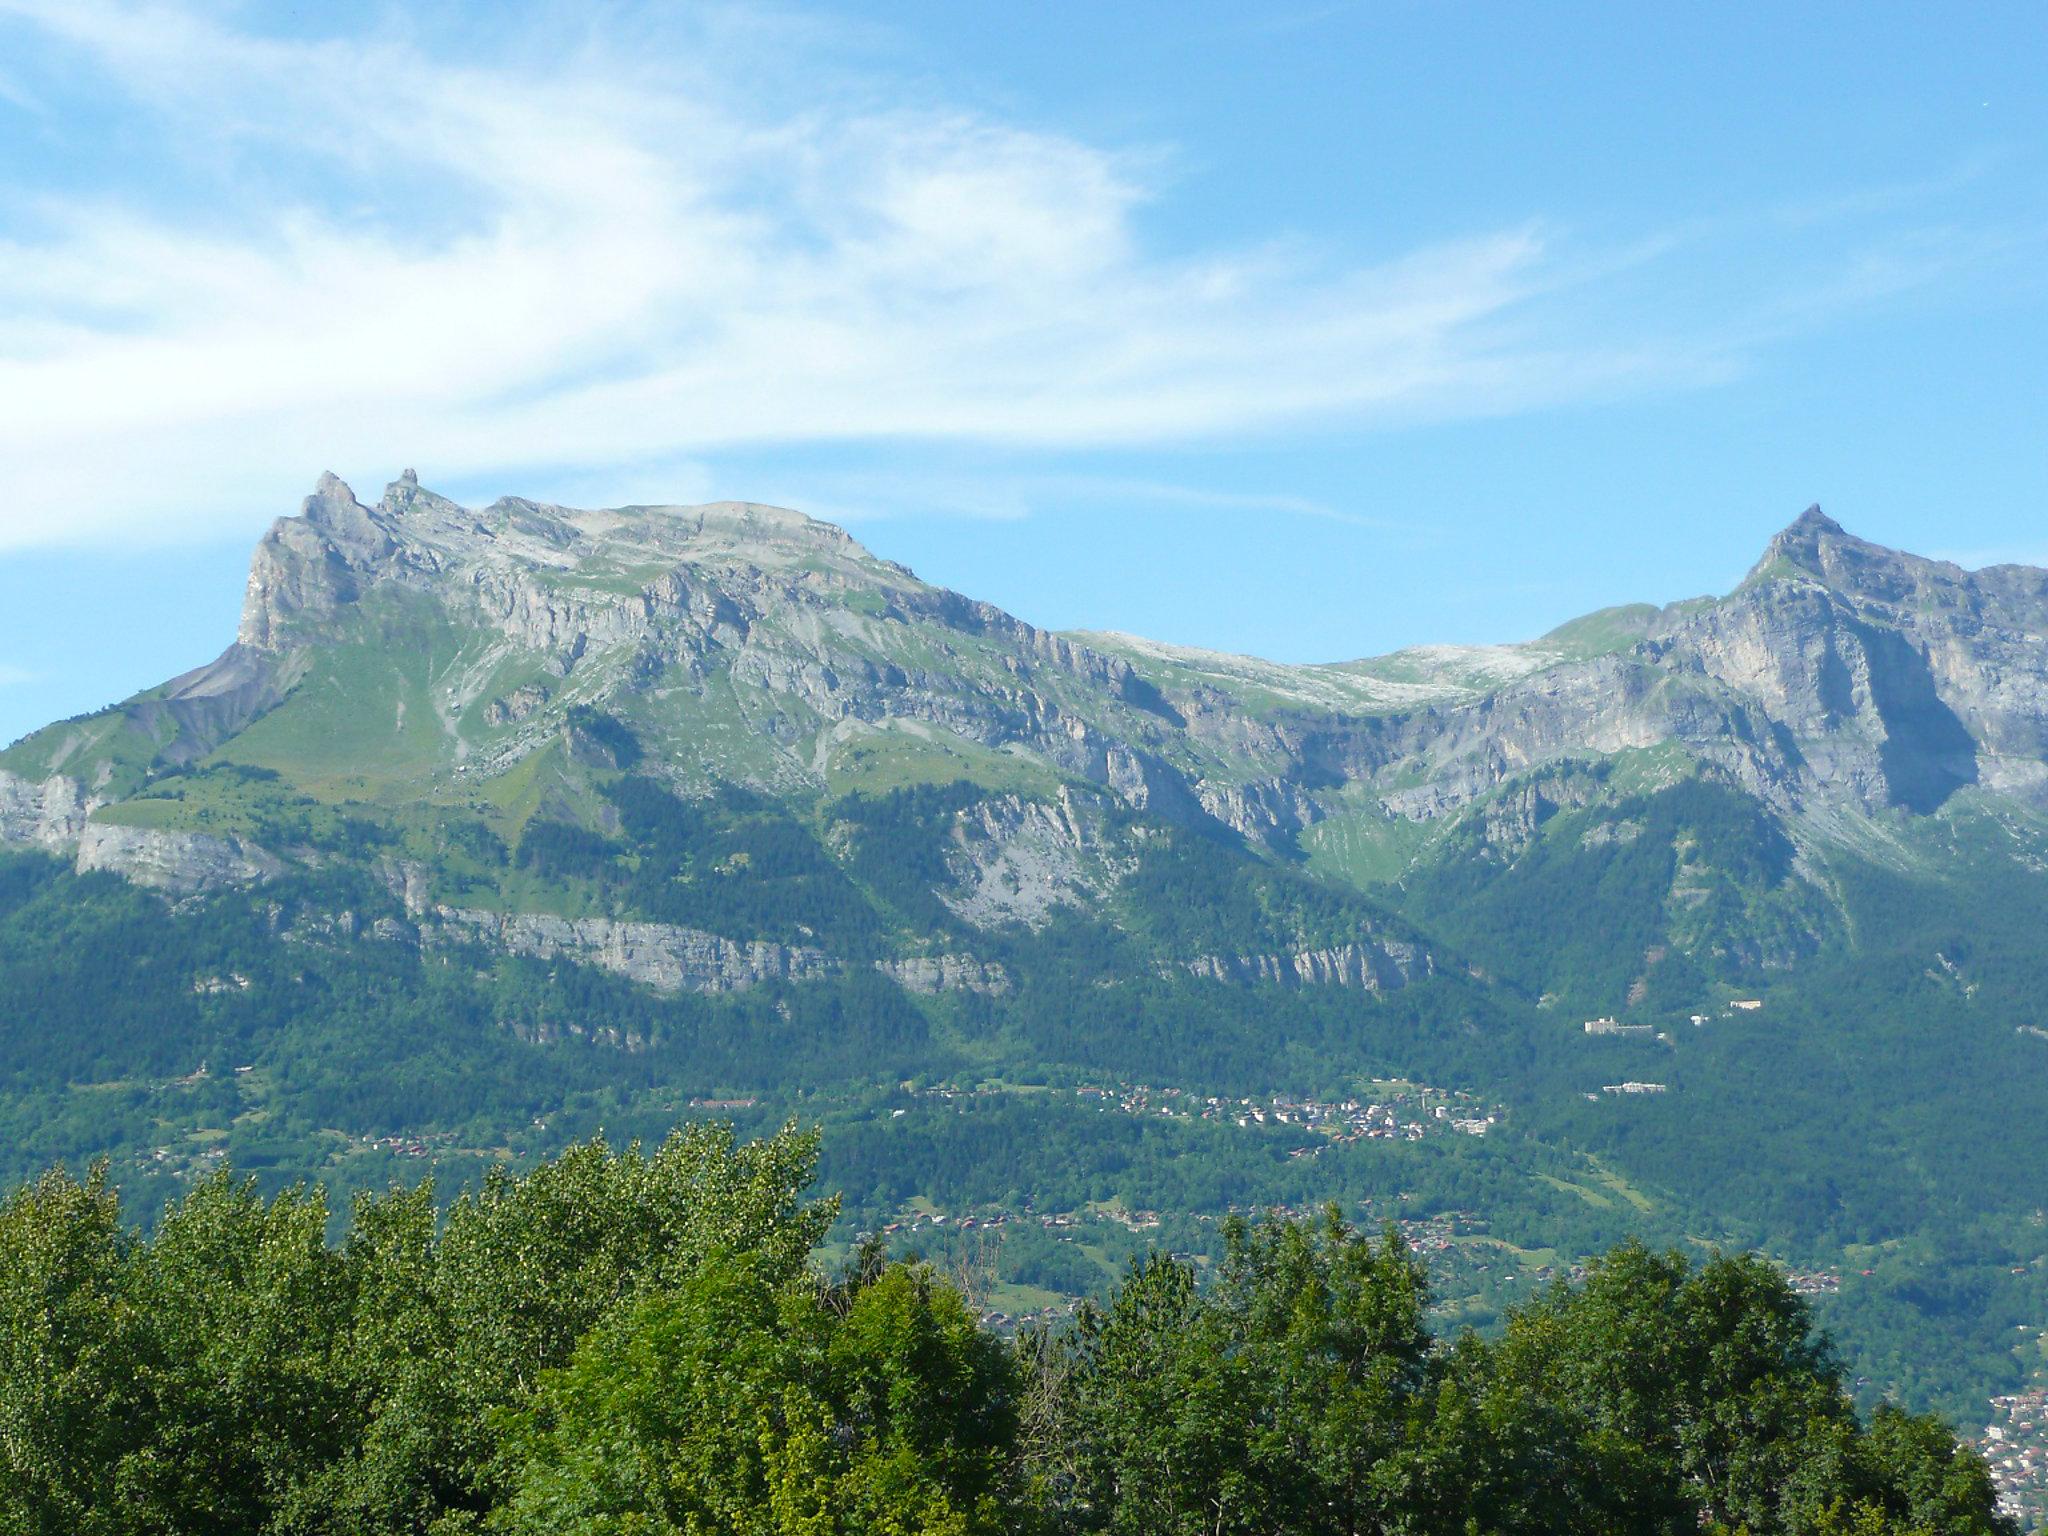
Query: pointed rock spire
381 467 426 515
1745 503 1854 585
300 472 394 567
1786 504 1844 538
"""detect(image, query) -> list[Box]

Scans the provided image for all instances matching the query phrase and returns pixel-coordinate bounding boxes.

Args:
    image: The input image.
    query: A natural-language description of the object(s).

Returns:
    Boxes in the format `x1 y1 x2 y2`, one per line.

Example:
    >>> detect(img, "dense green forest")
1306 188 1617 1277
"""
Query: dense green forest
0 1126 2014 1535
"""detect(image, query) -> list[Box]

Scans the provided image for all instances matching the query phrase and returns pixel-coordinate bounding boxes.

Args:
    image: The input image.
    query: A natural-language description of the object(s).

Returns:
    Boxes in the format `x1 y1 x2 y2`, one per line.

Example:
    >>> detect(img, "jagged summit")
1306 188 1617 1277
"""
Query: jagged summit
1737 501 2029 625
239 473 908 653
300 472 859 559
1744 504 1864 587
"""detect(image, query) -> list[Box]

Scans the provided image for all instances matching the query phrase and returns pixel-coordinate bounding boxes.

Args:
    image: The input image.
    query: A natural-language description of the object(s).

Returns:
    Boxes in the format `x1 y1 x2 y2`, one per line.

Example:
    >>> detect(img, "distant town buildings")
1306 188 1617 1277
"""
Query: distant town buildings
1782 1268 1840 1296
1583 1018 1656 1038
1601 1081 1668 1095
1980 1388 2048 1529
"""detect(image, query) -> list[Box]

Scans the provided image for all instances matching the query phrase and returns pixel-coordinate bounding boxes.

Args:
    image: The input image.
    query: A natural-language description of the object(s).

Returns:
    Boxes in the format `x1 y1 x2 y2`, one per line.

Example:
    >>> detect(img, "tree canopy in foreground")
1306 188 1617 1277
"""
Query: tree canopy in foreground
0 1125 2013 1535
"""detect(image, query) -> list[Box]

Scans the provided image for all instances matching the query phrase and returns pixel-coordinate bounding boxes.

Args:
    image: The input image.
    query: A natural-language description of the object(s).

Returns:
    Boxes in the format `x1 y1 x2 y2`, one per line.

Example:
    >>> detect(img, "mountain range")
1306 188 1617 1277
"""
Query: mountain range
6 478 2040 934
2 474 2046 1424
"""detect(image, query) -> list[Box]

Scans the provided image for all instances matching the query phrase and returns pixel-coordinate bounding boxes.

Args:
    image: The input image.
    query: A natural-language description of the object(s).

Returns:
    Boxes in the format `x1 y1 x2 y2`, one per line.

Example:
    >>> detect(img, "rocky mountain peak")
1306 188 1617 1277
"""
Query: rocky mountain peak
301 473 397 568
1746 504 1856 583
1736 505 1969 618
379 468 424 512
235 471 924 660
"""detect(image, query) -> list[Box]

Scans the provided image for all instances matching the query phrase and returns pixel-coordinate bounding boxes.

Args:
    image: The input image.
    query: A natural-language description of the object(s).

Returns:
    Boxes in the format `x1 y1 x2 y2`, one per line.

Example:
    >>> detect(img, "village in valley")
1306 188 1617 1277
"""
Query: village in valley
1980 1386 2048 1531
910 1075 1503 1144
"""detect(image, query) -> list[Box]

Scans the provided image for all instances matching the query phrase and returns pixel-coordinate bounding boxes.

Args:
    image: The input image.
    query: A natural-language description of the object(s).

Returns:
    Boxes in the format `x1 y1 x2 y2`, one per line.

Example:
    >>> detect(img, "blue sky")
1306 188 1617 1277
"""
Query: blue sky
1 0 2044 746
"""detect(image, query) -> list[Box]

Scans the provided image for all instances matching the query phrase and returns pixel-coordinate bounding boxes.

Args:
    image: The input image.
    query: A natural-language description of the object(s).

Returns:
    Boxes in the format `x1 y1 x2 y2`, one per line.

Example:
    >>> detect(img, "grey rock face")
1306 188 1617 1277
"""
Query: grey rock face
428 908 839 994
1266 513 2044 829
485 684 550 725
422 907 1007 998
74 823 284 895
221 475 1224 830
1666 512 2044 813
1195 776 1321 843
872 954 1012 995
0 770 97 851
941 789 1133 930
1183 939 1434 992
95 478 2001 880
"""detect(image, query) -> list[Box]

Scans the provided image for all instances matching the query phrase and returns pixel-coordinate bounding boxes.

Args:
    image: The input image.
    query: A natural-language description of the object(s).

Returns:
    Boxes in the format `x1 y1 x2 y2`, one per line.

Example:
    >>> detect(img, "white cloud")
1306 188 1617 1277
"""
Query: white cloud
772 469 1403 533
0 0 1959 551
0 663 34 686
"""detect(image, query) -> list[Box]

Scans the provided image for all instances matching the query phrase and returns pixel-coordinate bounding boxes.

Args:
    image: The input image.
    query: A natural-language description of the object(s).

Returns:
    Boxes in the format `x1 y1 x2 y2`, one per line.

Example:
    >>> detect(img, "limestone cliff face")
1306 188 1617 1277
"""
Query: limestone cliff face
0 770 97 851
420 907 1008 998
1671 509 2039 810
1245 510 2041 829
74 823 284 895
427 908 841 994
871 954 1012 996
940 788 1134 930
0 769 290 896
1183 939 1434 992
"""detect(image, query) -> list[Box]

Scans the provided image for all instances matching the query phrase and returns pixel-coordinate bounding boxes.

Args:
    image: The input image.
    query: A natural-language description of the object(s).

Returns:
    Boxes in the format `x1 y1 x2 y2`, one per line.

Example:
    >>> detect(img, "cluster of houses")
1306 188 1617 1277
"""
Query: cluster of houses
1574 1004 1774 1101
877 1204 1164 1243
1782 1268 1840 1295
1582 1018 1656 1039
1980 1388 2048 1530
891 1077 1504 1147
1065 1080 1502 1144
1689 999 1764 1025
1582 999 1764 1037
879 1209 1016 1238
363 1133 436 1158
135 1142 228 1178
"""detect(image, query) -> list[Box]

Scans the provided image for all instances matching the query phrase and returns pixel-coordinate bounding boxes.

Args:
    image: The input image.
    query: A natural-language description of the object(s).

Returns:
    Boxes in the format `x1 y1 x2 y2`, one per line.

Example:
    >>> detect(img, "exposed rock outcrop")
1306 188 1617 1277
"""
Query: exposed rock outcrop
74 823 284 895
0 770 96 851
428 908 838 994
420 906 1008 998
1182 939 1434 992
941 788 1133 930
1195 776 1321 844
872 954 1011 995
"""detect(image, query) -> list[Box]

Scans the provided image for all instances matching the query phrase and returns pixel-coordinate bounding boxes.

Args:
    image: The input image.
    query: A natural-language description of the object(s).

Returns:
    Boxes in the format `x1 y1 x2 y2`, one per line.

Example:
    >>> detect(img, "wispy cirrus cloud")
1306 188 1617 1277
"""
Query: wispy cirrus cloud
0 0 2000 551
